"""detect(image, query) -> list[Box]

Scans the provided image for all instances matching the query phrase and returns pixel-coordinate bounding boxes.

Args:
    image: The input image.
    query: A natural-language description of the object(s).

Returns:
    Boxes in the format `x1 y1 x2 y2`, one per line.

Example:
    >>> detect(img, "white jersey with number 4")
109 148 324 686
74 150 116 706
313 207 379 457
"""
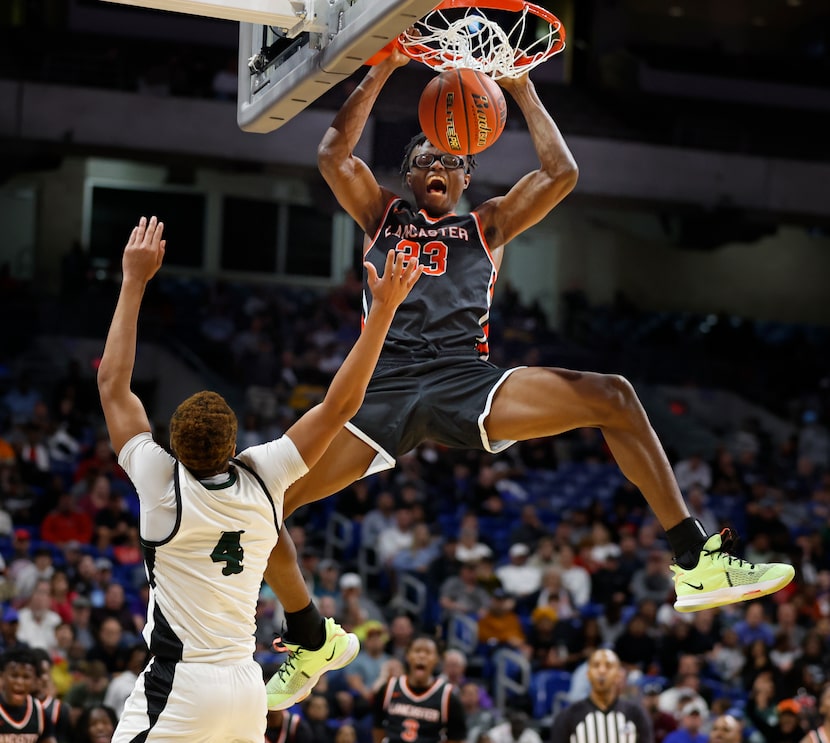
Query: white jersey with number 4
118 431 308 664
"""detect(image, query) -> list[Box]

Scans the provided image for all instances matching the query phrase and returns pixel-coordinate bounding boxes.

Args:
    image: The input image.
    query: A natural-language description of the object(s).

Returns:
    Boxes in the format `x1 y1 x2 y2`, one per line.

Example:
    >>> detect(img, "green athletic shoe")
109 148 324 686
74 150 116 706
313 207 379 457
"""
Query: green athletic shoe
265 617 360 710
672 528 795 613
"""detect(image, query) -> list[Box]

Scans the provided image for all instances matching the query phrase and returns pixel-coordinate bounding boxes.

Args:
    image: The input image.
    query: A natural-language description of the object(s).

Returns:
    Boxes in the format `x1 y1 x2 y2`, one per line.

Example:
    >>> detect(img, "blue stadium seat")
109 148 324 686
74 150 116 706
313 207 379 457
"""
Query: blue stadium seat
529 669 572 720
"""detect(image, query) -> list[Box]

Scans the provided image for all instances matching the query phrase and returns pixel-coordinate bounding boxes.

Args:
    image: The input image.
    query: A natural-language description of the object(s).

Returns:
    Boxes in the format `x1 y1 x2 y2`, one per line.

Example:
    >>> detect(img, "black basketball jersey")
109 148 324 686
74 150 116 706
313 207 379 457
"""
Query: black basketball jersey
364 198 497 361
375 675 465 743
41 697 70 743
0 696 52 742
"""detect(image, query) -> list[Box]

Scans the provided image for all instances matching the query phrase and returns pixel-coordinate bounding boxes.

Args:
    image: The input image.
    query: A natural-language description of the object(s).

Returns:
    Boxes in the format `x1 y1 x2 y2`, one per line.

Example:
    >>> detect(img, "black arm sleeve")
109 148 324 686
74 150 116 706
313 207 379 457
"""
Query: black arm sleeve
445 689 468 741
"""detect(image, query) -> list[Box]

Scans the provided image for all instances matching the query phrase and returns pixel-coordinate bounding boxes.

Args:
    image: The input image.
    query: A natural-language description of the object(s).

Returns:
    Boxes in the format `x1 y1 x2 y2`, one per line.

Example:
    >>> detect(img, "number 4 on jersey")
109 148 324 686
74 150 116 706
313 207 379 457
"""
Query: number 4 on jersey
211 530 245 575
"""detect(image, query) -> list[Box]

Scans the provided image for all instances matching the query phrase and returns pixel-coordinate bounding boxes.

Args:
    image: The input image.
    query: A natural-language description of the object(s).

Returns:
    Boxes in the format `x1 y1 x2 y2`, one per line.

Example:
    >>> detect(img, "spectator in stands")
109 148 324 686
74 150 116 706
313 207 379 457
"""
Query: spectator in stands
385 614 415 664
0 607 24 653
16 578 62 652
86 616 127 675
19 421 52 486
376 503 415 568
11 541 54 607
91 583 139 642
477 588 525 650
630 549 674 606
657 669 709 720
64 660 110 722
49 569 76 624
708 713 743 743
613 612 658 674
456 514 494 565
440 648 493 711
684 484 718 537
641 680 677 743
735 603 776 648
336 572 384 630
710 448 745 497
800 684 830 743
509 505 549 551
590 549 631 608
525 605 561 670
40 491 94 548
71 703 117 743
1 467 39 523
496 544 542 608
555 544 591 610
663 700 708 743
550 648 653 743
798 409 829 470
673 453 713 494
2 373 43 426
314 558 341 600
460 681 498 743
391 521 441 578
534 567 575 621
742 638 777 691
92 490 138 556
301 693 335 743
72 438 126 486
361 490 396 551
527 535 557 573
69 595 95 652
74 473 113 520
487 709 543 743
709 626 745 689
345 620 390 705
791 631 829 699
439 560 491 624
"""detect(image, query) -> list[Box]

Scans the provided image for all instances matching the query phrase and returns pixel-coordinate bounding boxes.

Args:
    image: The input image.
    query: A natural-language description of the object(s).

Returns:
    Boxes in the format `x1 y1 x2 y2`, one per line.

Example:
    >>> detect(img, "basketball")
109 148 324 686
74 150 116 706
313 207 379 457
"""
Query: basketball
418 68 507 155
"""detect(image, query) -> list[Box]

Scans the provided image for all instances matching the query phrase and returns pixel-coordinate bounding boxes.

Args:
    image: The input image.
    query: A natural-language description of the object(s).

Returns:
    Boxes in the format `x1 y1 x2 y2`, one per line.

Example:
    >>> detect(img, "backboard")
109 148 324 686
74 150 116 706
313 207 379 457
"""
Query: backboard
237 0 441 133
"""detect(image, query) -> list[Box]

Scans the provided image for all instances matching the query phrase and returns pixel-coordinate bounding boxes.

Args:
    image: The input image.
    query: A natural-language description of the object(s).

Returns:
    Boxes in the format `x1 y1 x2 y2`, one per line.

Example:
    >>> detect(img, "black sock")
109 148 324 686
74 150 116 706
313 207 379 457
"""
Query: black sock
284 601 326 650
666 518 708 569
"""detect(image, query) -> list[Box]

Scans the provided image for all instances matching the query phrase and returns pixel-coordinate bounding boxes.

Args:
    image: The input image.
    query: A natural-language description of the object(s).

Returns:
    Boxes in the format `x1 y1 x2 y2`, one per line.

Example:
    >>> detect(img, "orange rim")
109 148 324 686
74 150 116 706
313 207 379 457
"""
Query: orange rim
401 0 566 70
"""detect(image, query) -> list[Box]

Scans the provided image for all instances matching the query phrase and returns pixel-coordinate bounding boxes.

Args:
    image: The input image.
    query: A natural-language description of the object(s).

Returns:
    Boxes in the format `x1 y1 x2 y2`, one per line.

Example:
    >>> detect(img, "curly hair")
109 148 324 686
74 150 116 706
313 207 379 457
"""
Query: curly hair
169 390 237 478
399 132 478 183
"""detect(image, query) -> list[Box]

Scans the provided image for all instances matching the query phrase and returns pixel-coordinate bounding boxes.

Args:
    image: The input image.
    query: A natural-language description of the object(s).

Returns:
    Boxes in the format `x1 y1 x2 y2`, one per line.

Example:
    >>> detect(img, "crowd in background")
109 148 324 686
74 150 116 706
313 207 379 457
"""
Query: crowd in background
0 271 829 743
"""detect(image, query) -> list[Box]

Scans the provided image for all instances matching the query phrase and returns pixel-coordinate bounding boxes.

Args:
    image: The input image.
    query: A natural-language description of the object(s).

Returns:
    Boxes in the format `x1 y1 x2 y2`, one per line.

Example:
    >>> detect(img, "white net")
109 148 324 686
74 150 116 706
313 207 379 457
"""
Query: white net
398 3 565 79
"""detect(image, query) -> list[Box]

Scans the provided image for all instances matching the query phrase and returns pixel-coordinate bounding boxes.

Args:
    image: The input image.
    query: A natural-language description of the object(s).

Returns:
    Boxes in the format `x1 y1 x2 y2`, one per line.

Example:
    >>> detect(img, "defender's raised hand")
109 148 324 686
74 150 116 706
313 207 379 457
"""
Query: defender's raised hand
122 215 166 284
364 249 423 309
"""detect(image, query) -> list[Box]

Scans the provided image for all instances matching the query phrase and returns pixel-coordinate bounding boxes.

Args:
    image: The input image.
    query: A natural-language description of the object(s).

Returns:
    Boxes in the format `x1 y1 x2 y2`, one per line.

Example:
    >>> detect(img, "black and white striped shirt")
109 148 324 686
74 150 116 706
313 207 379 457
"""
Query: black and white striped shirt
550 697 653 743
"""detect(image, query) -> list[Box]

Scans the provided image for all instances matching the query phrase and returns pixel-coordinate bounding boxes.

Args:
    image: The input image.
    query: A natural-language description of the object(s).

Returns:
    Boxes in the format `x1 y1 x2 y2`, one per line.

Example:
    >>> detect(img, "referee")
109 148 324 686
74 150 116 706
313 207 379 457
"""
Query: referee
550 649 653 743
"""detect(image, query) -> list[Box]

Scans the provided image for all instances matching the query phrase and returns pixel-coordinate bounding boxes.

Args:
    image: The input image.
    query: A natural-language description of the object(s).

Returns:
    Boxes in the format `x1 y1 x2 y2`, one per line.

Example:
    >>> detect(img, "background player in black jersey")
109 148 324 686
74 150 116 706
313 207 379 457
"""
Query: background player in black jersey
31 648 72 743
550 648 652 743
0 648 56 743
263 46 793 707
373 636 466 743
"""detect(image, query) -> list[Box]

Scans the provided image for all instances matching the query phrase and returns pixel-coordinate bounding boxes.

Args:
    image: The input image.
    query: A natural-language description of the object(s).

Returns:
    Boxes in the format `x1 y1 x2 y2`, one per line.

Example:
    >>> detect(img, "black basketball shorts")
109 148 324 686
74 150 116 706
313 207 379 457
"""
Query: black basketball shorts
345 356 524 477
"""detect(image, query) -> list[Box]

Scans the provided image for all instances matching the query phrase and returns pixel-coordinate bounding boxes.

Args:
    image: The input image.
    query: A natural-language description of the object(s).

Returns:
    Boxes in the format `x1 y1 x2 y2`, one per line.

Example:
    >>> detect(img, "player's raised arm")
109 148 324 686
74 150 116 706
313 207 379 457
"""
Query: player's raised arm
284 250 422 468
97 216 166 455
475 74 578 248
317 50 410 236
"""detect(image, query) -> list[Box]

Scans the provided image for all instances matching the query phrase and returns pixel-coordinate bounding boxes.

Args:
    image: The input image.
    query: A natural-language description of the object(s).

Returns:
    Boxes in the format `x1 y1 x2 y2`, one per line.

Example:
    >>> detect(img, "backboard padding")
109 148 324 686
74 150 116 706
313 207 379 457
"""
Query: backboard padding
238 0 440 133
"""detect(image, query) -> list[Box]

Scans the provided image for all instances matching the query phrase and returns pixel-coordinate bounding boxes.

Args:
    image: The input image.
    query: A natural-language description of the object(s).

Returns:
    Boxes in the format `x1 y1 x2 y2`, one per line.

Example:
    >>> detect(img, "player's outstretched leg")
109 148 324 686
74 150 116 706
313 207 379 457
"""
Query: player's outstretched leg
671 528 794 612
265 617 360 710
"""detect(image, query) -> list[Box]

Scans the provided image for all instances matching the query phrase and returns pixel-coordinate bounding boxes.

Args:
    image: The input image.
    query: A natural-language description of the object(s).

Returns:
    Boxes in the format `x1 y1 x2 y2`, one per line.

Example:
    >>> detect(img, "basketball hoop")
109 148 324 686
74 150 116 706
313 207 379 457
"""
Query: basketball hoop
398 0 566 80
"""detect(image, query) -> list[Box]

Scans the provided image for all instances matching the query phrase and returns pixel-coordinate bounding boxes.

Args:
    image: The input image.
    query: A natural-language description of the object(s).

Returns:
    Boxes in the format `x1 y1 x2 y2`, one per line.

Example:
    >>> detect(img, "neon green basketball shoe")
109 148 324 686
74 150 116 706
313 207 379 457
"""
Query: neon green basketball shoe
672 528 795 612
265 617 360 710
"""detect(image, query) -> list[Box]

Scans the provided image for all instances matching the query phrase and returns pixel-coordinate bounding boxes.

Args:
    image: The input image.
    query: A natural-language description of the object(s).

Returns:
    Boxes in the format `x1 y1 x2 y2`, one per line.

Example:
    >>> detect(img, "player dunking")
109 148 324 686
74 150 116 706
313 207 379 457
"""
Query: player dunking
373 636 466 743
97 216 420 742
263 48 794 708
